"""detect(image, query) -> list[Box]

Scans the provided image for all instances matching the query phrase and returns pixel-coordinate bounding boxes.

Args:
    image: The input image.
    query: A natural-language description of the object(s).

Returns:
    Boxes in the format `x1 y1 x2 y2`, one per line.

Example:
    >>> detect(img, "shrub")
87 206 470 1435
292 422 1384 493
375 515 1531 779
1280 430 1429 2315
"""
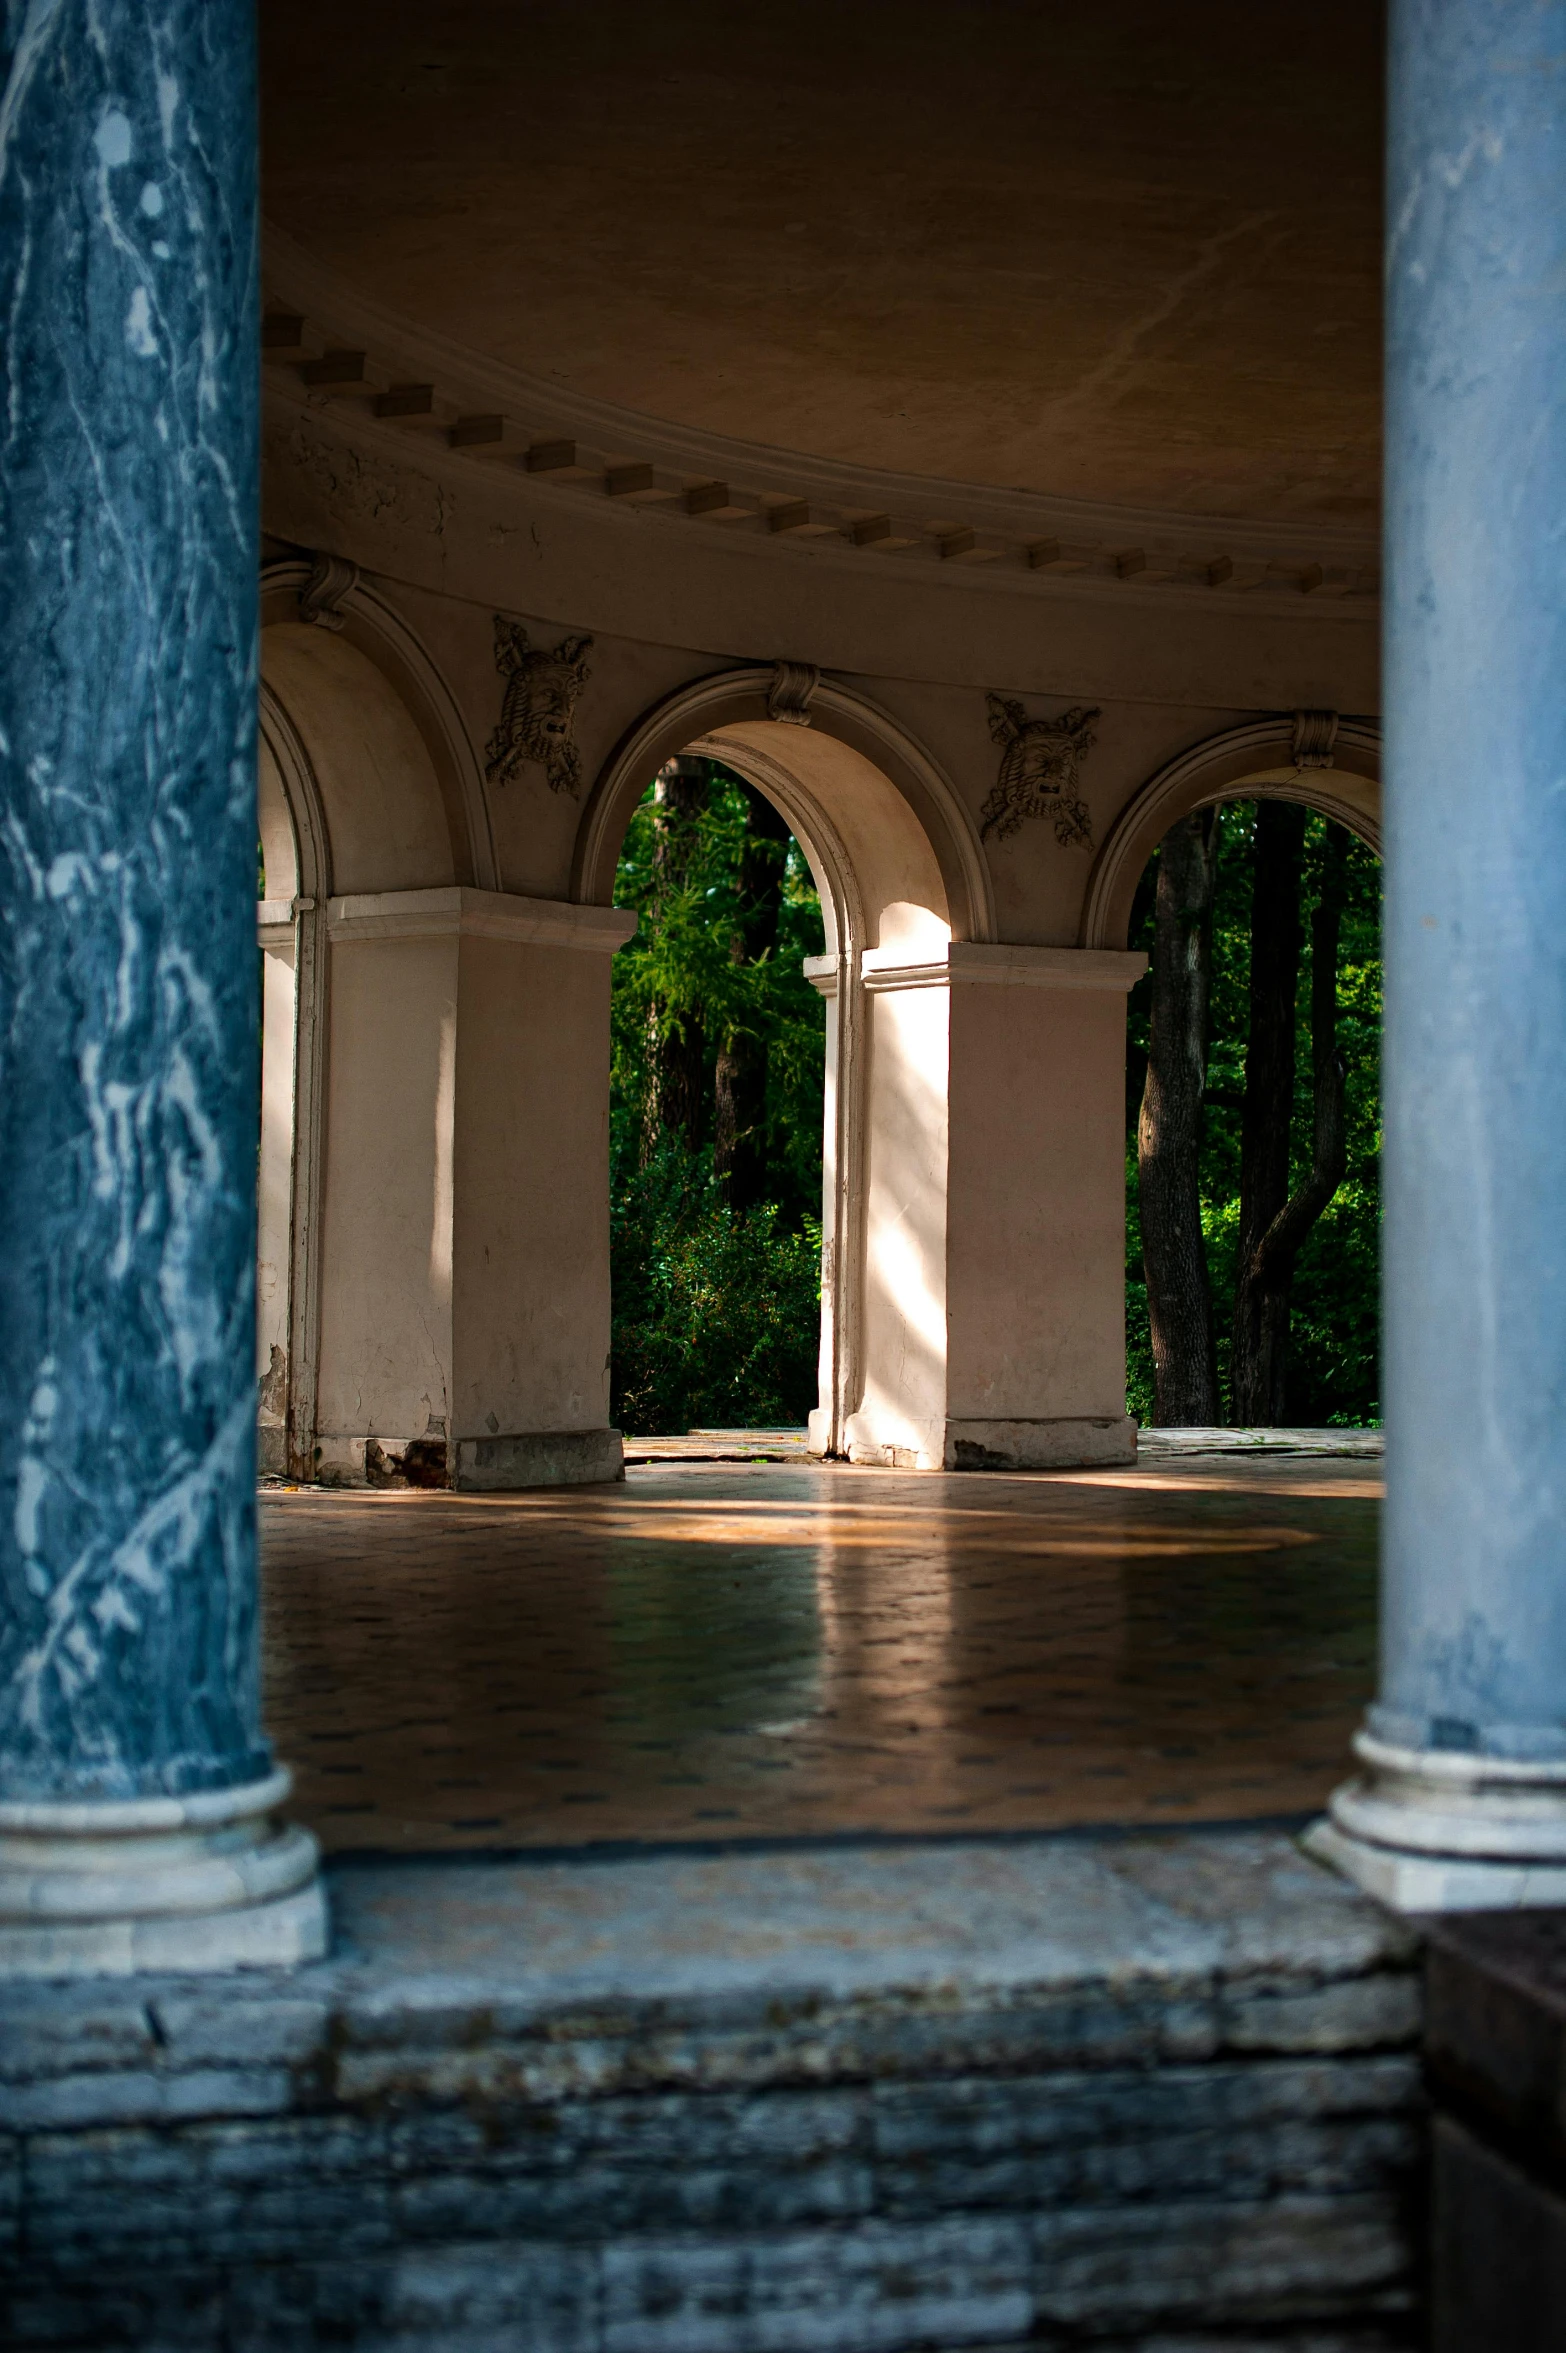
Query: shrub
610 1137 821 1434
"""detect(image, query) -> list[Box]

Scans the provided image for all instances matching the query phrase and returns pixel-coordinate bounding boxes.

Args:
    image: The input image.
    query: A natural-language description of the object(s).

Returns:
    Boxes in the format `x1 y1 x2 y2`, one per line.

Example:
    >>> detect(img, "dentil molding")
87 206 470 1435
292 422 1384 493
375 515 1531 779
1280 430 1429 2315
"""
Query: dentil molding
262 225 1380 616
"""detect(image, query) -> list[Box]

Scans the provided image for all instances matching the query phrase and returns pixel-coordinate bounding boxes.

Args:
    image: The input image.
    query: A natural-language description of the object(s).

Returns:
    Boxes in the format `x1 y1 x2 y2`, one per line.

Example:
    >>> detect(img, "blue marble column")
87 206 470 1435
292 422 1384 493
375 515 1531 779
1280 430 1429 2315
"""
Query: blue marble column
0 2 322 1968
1312 0 1566 1907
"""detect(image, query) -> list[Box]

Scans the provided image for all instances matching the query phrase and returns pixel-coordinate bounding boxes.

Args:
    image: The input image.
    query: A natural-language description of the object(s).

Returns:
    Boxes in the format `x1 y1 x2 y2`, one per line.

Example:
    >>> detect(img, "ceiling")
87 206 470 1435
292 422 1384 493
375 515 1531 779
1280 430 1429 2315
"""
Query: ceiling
260 0 1384 526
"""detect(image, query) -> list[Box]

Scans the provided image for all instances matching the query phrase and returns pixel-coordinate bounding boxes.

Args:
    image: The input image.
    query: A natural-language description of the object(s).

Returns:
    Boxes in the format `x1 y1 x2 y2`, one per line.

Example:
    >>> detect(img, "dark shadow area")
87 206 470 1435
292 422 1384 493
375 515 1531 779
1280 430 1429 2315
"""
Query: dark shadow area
1125 799 1382 1428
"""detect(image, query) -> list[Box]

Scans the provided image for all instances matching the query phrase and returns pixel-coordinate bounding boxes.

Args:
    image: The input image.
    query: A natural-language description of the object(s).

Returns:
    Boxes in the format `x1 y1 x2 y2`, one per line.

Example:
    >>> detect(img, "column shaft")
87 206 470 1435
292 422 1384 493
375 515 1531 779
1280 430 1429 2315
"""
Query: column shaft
1311 0 1566 1907
0 1 322 1970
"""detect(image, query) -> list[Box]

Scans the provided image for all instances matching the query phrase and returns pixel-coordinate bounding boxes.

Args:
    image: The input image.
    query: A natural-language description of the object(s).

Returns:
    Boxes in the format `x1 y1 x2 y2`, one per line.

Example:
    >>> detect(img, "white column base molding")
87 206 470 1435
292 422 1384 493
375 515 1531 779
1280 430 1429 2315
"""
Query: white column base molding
1302 1817 1566 1913
841 1413 1138 1473
310 1429 626 1489
943 1416 1138 1471
843 1412 945 1471
1303 1730 1566 1913
455 1427 625 1489
0 1771 327 1980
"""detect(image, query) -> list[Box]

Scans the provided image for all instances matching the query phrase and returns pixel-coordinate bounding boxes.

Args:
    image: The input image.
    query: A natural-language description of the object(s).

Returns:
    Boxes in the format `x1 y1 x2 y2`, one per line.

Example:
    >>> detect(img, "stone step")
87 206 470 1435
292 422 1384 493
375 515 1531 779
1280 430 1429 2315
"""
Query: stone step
0 1829 1423 2351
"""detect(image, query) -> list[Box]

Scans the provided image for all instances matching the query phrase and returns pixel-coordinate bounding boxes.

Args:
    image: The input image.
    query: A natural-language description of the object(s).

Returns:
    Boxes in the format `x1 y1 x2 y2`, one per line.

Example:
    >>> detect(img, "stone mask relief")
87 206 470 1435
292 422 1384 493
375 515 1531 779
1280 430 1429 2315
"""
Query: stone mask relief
980 693 1100 846
485 616 594 796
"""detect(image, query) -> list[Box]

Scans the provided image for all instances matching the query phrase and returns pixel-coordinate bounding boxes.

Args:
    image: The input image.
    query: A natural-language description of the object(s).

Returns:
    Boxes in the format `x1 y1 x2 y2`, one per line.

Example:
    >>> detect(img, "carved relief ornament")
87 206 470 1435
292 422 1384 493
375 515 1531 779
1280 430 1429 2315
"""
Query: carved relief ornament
485 616 594 795
298 551 358 629
1291 709 1340 770
980 693 1100 846
767 661 820 726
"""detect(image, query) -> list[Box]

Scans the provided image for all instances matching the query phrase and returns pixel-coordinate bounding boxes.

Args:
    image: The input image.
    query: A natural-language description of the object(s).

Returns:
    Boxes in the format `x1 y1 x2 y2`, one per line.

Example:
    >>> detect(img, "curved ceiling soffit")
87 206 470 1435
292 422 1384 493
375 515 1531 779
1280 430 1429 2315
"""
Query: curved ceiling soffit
573 666 996 946
260 555 496 891
262 226 1379 619
1081 716 1383 951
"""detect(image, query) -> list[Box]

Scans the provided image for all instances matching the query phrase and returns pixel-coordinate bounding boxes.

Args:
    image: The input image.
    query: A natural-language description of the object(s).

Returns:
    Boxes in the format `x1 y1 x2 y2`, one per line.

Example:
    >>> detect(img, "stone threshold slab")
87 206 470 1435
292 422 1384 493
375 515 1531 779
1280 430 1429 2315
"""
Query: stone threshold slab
622 1427 812 1463
1137 1427 1385 1459
0 1828 1419 2108
620 1428 1386 1468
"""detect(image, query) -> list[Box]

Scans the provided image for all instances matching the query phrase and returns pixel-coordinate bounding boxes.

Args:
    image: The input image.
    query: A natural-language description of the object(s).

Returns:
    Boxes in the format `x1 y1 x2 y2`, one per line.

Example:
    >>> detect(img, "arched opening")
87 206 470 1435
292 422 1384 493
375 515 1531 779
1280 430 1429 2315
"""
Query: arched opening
1116 744 1383 1432
579 673 986 1463
255 565 480 1482
256 719 309 1474
1081 717 1380 952
607 754 828 1440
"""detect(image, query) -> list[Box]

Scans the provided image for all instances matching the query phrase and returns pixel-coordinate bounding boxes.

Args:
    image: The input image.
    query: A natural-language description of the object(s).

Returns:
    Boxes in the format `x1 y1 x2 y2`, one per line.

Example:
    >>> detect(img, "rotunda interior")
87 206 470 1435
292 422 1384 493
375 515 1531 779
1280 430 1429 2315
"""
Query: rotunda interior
6 3 1563 2344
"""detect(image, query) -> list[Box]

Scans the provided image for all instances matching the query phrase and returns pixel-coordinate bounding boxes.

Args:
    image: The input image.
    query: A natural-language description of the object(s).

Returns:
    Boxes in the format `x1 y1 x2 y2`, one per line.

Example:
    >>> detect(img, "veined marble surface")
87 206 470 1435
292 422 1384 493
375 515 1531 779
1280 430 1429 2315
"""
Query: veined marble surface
0 3 266 1798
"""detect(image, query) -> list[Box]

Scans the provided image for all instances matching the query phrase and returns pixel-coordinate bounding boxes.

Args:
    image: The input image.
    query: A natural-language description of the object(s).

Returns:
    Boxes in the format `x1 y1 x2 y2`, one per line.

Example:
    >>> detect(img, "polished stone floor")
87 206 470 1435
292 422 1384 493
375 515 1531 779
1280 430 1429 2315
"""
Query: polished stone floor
260 1453 1379 1856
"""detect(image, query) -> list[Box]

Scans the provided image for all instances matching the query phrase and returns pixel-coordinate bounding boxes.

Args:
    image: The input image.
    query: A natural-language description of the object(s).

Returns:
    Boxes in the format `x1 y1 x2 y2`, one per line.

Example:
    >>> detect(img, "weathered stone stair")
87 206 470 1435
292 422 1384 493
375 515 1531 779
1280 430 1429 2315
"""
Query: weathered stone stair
1 1829 1422 2350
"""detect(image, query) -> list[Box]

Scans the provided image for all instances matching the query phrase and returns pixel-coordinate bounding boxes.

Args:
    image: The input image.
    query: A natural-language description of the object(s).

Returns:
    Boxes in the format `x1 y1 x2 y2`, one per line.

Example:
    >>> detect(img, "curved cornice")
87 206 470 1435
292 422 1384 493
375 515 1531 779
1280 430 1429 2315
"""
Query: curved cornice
263 226 1379 618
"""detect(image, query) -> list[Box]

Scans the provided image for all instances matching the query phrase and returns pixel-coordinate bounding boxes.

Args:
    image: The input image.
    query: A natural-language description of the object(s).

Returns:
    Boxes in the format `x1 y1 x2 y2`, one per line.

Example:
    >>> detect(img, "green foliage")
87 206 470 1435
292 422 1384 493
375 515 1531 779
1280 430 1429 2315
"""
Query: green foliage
611 766 826 1220
611 773 1381 1437
610 764 826 1430
610 1137 822 1434
1126 804 1382 1427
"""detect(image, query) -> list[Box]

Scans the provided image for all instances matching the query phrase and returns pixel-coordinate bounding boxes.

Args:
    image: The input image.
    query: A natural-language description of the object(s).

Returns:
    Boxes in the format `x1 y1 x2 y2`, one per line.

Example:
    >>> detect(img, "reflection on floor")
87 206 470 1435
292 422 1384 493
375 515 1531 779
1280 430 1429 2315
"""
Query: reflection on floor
262 1454 1379 1856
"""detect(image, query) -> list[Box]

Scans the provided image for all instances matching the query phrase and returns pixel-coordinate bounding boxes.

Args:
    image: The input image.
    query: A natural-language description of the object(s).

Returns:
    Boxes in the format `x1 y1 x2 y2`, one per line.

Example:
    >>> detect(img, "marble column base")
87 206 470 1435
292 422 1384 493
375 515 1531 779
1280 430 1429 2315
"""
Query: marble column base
1304 1730 1566 1913
0 1770 327 1979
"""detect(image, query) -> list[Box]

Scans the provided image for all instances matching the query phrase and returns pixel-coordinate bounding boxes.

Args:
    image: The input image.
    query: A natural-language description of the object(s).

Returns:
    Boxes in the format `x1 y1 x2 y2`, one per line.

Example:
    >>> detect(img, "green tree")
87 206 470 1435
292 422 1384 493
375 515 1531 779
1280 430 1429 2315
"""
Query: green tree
1136 807 1221 1424
609 763 826 1432
1126 804 1382 1428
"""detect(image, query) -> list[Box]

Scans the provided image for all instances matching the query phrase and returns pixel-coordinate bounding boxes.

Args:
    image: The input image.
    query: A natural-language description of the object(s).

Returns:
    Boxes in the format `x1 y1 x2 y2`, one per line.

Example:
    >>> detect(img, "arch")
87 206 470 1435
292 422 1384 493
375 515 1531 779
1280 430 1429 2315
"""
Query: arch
254 684 335 1480
574 668 990 1459
1081 716 1382 950
573 668 996 946
259 677 333 903
260 558 495 891
256 564 488 1478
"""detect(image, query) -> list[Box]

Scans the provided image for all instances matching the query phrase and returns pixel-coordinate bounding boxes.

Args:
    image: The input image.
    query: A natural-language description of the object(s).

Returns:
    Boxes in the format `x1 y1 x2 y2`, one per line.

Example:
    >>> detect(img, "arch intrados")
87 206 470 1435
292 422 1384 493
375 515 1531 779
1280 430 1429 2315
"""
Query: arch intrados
260 559 494 891
1081 718 1382 949
259 678 332 902
573 669 995 948
259 625 461 898
682 732 861 960
258 730 300 904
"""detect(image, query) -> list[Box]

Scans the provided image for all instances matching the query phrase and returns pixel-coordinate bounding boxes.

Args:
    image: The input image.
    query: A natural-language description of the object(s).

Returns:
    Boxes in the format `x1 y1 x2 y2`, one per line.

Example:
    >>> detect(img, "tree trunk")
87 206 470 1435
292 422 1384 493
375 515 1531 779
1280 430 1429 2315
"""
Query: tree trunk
1138 809 1221 1424
714 787 792 1211
1230 801 1306 1421
1123 857 1159 1133
1230 807 1349 1422
641 759 709 1158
